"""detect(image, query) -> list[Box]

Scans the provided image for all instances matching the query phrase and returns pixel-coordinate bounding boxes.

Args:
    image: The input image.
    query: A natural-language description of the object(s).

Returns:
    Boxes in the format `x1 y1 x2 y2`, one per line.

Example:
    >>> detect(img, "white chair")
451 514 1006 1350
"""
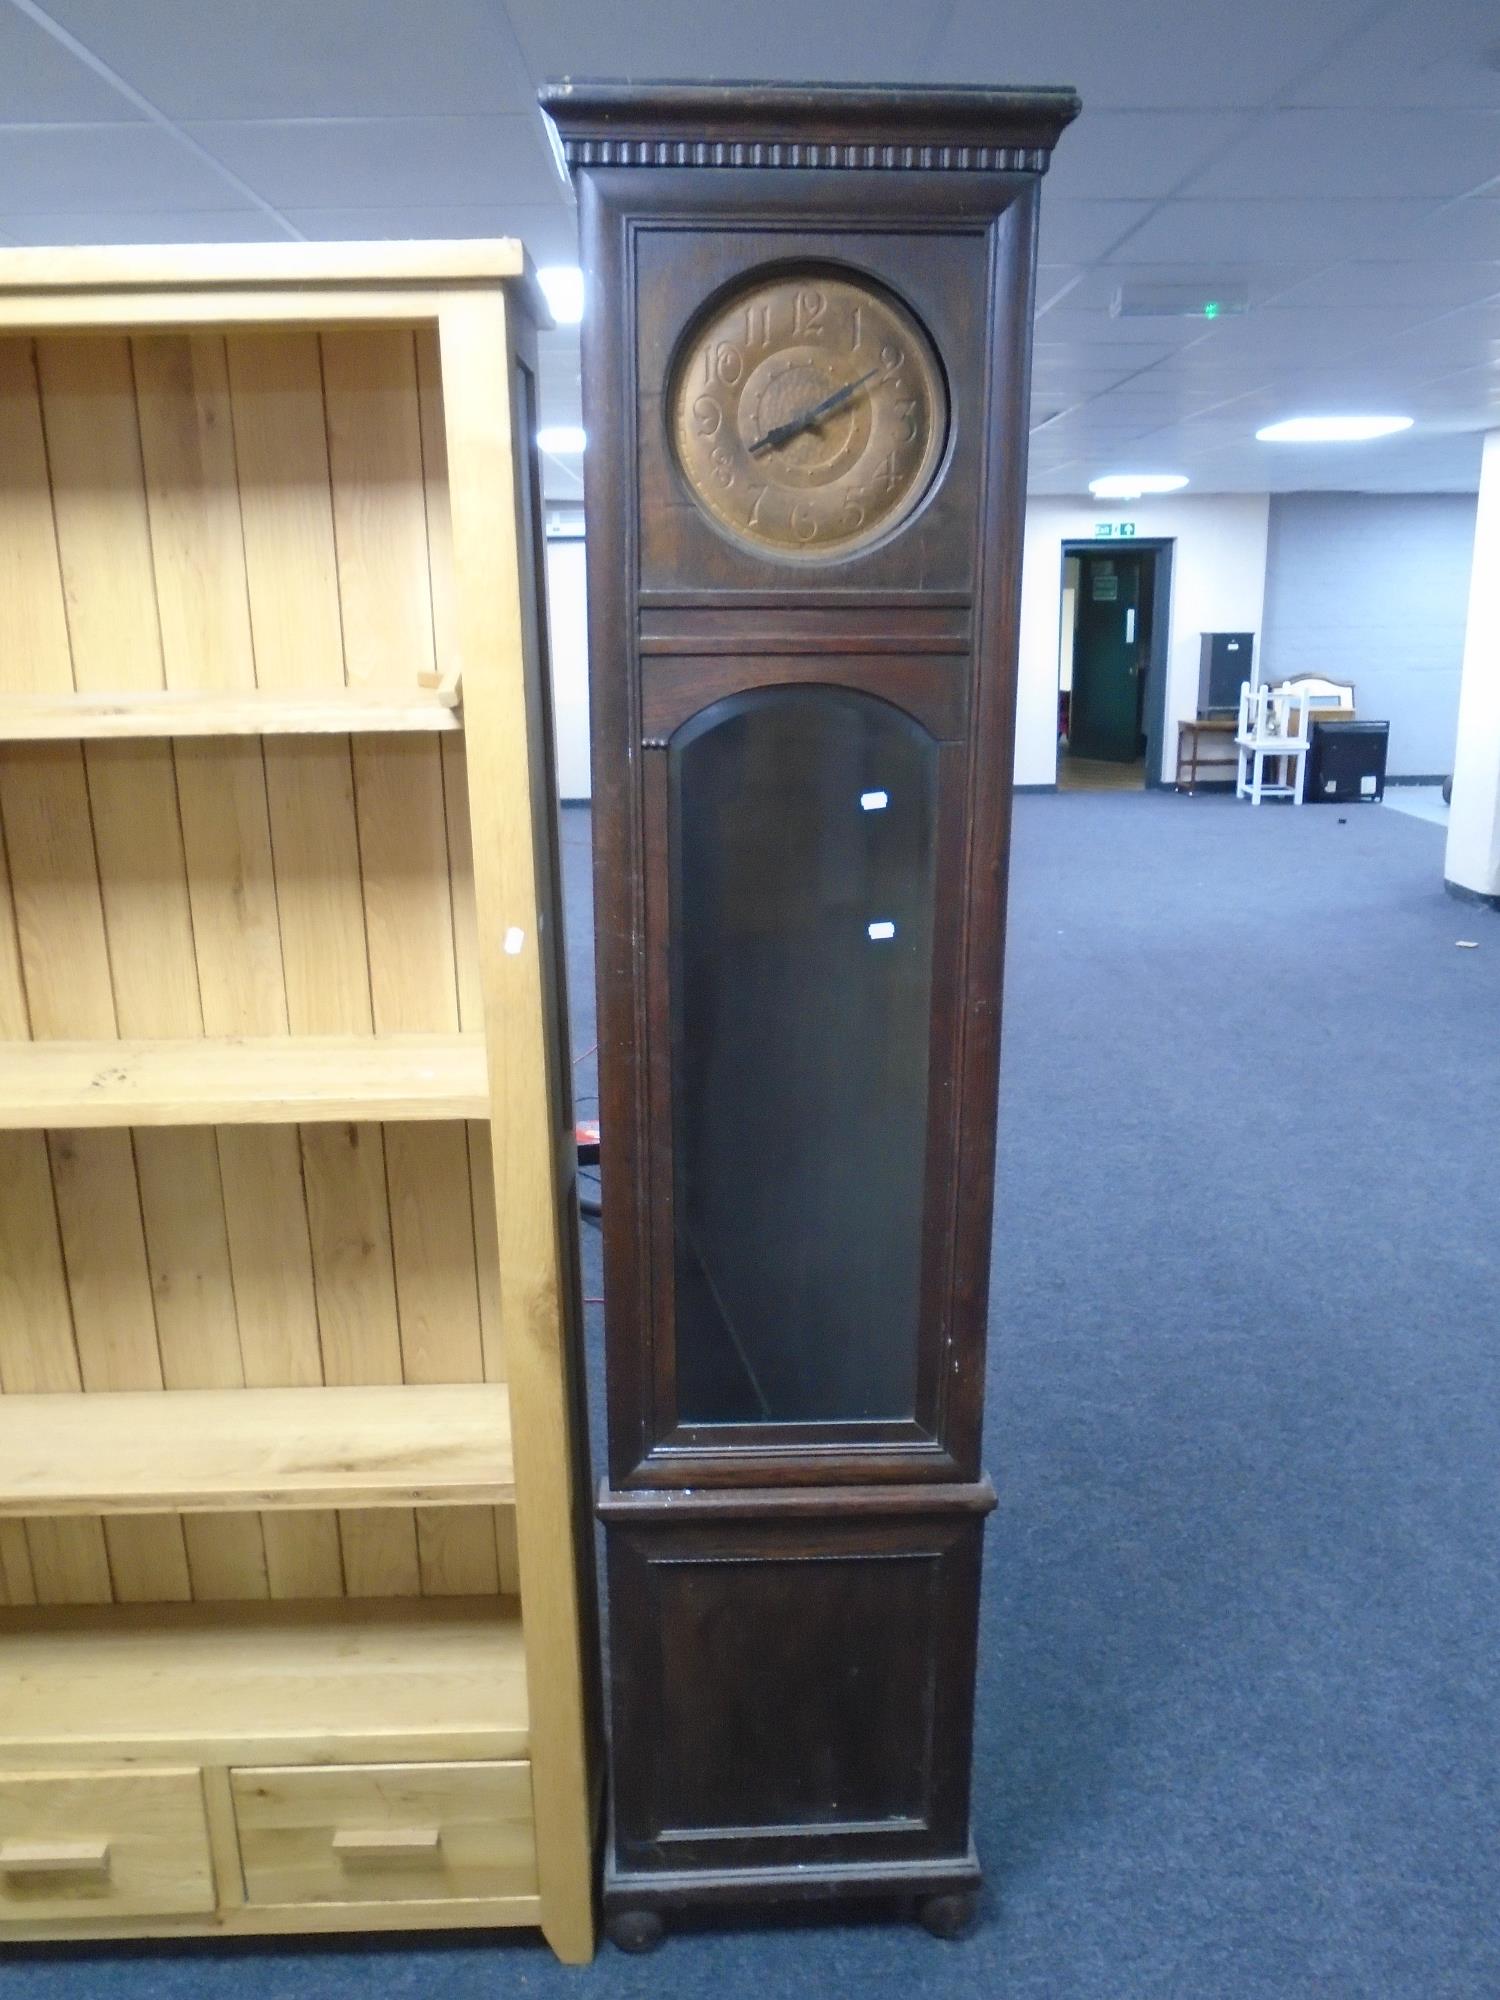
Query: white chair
1235 682 1312 804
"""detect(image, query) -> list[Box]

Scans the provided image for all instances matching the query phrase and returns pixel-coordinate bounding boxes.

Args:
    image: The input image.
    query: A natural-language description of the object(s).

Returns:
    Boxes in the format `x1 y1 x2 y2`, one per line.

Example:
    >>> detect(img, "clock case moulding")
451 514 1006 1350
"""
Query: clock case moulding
539 79 1080 1947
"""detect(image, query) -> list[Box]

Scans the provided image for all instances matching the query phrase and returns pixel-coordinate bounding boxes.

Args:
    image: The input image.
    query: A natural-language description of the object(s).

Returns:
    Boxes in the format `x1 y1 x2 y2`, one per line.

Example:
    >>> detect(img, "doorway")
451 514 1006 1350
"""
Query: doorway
1057 540 1173 791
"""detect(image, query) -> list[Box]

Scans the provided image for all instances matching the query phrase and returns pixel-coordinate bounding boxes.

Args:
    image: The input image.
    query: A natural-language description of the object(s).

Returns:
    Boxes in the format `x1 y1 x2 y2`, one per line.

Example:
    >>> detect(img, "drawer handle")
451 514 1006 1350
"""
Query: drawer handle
332 1827 442 1863
0 1840 112 1879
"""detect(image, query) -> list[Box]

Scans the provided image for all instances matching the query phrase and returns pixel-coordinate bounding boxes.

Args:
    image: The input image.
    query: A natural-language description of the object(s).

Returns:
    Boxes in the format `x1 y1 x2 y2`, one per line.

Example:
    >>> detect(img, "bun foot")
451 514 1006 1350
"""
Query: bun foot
606 1908 666 1954
918 1890 977 1939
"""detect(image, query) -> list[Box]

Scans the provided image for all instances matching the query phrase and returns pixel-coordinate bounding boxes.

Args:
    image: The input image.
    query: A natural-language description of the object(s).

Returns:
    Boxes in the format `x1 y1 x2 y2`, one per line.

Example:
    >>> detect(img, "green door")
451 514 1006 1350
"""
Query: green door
1070 553 1145 762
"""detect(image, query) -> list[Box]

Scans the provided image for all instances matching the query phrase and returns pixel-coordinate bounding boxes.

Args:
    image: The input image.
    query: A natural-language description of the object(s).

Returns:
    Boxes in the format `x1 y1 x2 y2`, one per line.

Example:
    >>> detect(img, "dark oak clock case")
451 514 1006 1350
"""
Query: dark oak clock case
540 81 1078 1942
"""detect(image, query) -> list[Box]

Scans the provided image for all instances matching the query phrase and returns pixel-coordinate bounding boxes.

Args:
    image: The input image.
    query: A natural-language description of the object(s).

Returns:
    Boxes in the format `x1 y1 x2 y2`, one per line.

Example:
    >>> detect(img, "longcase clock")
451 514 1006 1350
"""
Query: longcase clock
540 80 1079 1948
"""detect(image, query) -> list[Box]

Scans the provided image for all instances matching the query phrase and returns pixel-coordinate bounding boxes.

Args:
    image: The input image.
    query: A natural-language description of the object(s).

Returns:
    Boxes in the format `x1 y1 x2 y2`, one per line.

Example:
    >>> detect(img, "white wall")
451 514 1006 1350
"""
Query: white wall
544 538 591 800
1261 492 1476 779
1015 495 1272 787
1445 432 1500 900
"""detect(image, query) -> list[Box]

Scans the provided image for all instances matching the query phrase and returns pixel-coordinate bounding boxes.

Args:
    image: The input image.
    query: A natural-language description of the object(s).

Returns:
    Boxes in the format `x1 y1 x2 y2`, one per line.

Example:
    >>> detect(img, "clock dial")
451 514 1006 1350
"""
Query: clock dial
669 272 948 561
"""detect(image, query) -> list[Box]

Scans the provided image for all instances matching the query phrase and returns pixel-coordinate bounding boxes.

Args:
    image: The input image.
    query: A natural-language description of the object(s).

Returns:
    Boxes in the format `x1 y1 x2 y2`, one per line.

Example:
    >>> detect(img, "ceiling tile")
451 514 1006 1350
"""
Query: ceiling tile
0 8 139 121
279 202 579 263
1182 109 1500 201
40 0 532 117
929 0 1373 109
186 116 563 210
1106 199 1443 264
505 0 939 88
0 208 282 245
1288 0 1500 111
1380 199 1500 261
1037 201 1154 264
1273 261 1500 309
1043 112 1256 201
0 124 240 214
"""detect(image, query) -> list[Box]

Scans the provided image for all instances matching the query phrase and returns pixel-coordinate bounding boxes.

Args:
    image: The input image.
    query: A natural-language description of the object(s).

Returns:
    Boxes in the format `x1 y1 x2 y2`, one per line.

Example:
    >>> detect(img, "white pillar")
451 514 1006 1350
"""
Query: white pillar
1445 431 1500 908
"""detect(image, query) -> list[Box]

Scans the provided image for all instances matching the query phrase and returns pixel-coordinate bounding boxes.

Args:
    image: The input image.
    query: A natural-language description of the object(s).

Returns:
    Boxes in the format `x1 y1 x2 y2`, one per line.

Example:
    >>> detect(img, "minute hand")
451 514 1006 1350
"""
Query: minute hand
747 367 879 456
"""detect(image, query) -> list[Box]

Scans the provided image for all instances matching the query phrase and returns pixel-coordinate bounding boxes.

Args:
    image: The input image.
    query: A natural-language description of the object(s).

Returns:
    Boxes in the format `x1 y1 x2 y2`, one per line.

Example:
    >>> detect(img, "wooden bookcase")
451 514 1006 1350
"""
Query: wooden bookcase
0 243 598 1962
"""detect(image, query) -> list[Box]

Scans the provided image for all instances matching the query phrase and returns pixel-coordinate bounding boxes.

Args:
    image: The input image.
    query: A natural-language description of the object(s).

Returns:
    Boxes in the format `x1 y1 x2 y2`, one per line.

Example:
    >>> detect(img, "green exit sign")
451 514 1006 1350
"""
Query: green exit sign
1095 522 1136 538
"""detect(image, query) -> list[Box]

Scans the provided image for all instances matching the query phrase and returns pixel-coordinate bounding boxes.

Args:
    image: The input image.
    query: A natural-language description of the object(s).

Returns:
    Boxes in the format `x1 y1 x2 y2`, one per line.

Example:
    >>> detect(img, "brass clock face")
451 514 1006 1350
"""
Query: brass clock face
669 271 948 562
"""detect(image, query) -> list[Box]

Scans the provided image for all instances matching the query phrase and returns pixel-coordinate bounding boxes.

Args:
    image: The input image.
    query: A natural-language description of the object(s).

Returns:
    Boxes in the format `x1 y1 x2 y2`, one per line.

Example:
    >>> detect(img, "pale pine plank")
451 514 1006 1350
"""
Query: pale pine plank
228 329 419 1602
0 1522 35 1605
0 1385 513 1515
440 293 597 1963
324 327 494 1599
37 334 266 1604
0 686 459 740
0 1034 488 1128
468 1125 506 1385
217 1125 344 1599
134 333 287 1032
135 328 320 1605
0 336 187 1606
0 1132 111 1604
300 1123 420 1598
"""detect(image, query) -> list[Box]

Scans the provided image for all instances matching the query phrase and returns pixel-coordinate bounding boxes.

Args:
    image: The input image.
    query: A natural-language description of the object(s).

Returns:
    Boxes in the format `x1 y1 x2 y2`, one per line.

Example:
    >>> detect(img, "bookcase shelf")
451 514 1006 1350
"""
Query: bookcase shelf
0 1596 528 1768
0 1035 489 1127
0 1385 513 1517
0 685 461 741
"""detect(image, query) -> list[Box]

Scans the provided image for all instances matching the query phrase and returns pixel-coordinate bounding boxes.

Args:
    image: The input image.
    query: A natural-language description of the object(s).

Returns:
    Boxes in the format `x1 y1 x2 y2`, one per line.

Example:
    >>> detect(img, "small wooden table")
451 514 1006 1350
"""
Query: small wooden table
1175 716 1239 791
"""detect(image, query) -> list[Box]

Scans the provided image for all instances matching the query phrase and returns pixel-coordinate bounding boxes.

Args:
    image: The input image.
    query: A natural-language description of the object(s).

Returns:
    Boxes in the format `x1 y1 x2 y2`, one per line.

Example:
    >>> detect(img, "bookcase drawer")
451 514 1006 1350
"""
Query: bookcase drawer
230 1761 537 1907
0 1767 214 1924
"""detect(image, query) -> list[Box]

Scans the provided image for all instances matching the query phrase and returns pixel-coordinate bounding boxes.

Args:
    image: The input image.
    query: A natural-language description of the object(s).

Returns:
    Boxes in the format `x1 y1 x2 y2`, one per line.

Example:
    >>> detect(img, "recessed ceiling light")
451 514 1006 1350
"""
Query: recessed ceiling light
1089 474 1190 499
537 264 584 325
1256 415 1414 443
537 425 586 455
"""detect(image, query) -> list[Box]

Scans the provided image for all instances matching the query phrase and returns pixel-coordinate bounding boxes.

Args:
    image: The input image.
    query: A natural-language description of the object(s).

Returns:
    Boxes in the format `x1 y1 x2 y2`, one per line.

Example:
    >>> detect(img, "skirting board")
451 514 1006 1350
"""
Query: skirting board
1444 878 1500 911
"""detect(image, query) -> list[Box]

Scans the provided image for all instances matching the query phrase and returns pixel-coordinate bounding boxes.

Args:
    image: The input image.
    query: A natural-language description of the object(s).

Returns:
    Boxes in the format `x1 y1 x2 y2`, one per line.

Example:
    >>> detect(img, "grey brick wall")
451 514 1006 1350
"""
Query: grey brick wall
1261 492 1477 779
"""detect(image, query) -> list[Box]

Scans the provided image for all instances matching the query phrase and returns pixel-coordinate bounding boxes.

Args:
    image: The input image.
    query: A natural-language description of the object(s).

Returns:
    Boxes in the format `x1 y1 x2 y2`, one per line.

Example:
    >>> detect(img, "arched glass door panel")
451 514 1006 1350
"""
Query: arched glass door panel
668 685 939 1425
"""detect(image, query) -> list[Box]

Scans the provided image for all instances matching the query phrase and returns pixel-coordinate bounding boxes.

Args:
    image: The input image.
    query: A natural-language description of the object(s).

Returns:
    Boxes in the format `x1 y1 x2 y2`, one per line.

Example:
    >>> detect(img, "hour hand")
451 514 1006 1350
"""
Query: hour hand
747 367 879 455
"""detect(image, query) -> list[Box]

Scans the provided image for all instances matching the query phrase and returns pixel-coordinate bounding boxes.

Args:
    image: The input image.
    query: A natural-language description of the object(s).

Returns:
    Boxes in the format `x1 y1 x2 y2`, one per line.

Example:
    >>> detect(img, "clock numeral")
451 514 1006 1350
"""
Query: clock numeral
745 301 772 348
790 500 819 543
703 339 745 386
849 304 862 351
710 446 735 489
875 452 902 495
692 394 723 439
793 288 826 338
880 340 905 373
839 486 867 532
746 484 768 529
894 398 920 445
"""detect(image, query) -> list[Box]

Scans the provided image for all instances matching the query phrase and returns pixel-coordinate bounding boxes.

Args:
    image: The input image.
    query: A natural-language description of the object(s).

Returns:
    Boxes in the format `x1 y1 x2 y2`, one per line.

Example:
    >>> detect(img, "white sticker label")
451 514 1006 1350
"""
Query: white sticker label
1360 775 1377 794
867 920 896 941
860 790 889 811
503 927 525 956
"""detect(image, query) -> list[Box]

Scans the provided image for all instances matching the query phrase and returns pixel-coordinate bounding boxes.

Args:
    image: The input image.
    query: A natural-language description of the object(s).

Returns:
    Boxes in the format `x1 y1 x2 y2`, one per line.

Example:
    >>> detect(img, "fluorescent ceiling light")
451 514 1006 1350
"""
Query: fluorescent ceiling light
1089 474 1189 499
537 425 586 455
1256 415 1413 443
537 264 584 325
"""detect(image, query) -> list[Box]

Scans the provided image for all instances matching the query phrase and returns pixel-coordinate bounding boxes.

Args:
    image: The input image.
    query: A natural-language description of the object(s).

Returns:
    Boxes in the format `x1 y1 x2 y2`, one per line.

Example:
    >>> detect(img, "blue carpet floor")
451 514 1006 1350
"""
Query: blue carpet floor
8 792 1498 1998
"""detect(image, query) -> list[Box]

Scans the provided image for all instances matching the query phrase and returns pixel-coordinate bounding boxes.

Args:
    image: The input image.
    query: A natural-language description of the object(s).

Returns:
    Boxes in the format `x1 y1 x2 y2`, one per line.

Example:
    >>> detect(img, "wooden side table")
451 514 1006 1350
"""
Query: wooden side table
1176 716 1239 792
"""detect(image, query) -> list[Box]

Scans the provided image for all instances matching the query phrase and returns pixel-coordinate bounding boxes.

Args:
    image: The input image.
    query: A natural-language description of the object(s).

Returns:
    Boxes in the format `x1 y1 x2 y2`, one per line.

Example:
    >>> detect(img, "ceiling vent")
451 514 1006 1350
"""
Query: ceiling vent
1111 282 1249 321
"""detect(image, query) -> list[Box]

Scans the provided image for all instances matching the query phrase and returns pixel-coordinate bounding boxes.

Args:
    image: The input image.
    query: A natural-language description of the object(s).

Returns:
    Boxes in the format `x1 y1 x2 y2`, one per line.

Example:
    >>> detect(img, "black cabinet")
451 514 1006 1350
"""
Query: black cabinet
1305 719 1390 802
1198 631 1255 716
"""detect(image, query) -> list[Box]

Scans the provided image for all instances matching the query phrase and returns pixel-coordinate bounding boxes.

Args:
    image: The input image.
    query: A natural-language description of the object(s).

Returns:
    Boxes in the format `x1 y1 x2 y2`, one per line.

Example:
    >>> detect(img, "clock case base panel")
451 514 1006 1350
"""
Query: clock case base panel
599 1488 994 1908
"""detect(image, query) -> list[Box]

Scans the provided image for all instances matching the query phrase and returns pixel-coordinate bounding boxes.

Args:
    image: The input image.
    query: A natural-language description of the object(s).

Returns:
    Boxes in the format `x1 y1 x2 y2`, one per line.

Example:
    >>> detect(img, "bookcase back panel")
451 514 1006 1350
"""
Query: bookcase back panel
0 329 509 1609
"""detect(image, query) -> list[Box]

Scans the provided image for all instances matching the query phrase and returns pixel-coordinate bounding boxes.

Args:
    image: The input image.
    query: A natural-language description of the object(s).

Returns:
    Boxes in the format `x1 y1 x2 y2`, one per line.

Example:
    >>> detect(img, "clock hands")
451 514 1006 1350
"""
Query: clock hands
747 366 880 456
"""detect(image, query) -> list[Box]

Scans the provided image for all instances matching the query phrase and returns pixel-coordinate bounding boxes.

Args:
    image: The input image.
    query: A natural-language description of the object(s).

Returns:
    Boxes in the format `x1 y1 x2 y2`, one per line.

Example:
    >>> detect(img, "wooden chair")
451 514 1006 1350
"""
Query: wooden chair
1236 682 1312 804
